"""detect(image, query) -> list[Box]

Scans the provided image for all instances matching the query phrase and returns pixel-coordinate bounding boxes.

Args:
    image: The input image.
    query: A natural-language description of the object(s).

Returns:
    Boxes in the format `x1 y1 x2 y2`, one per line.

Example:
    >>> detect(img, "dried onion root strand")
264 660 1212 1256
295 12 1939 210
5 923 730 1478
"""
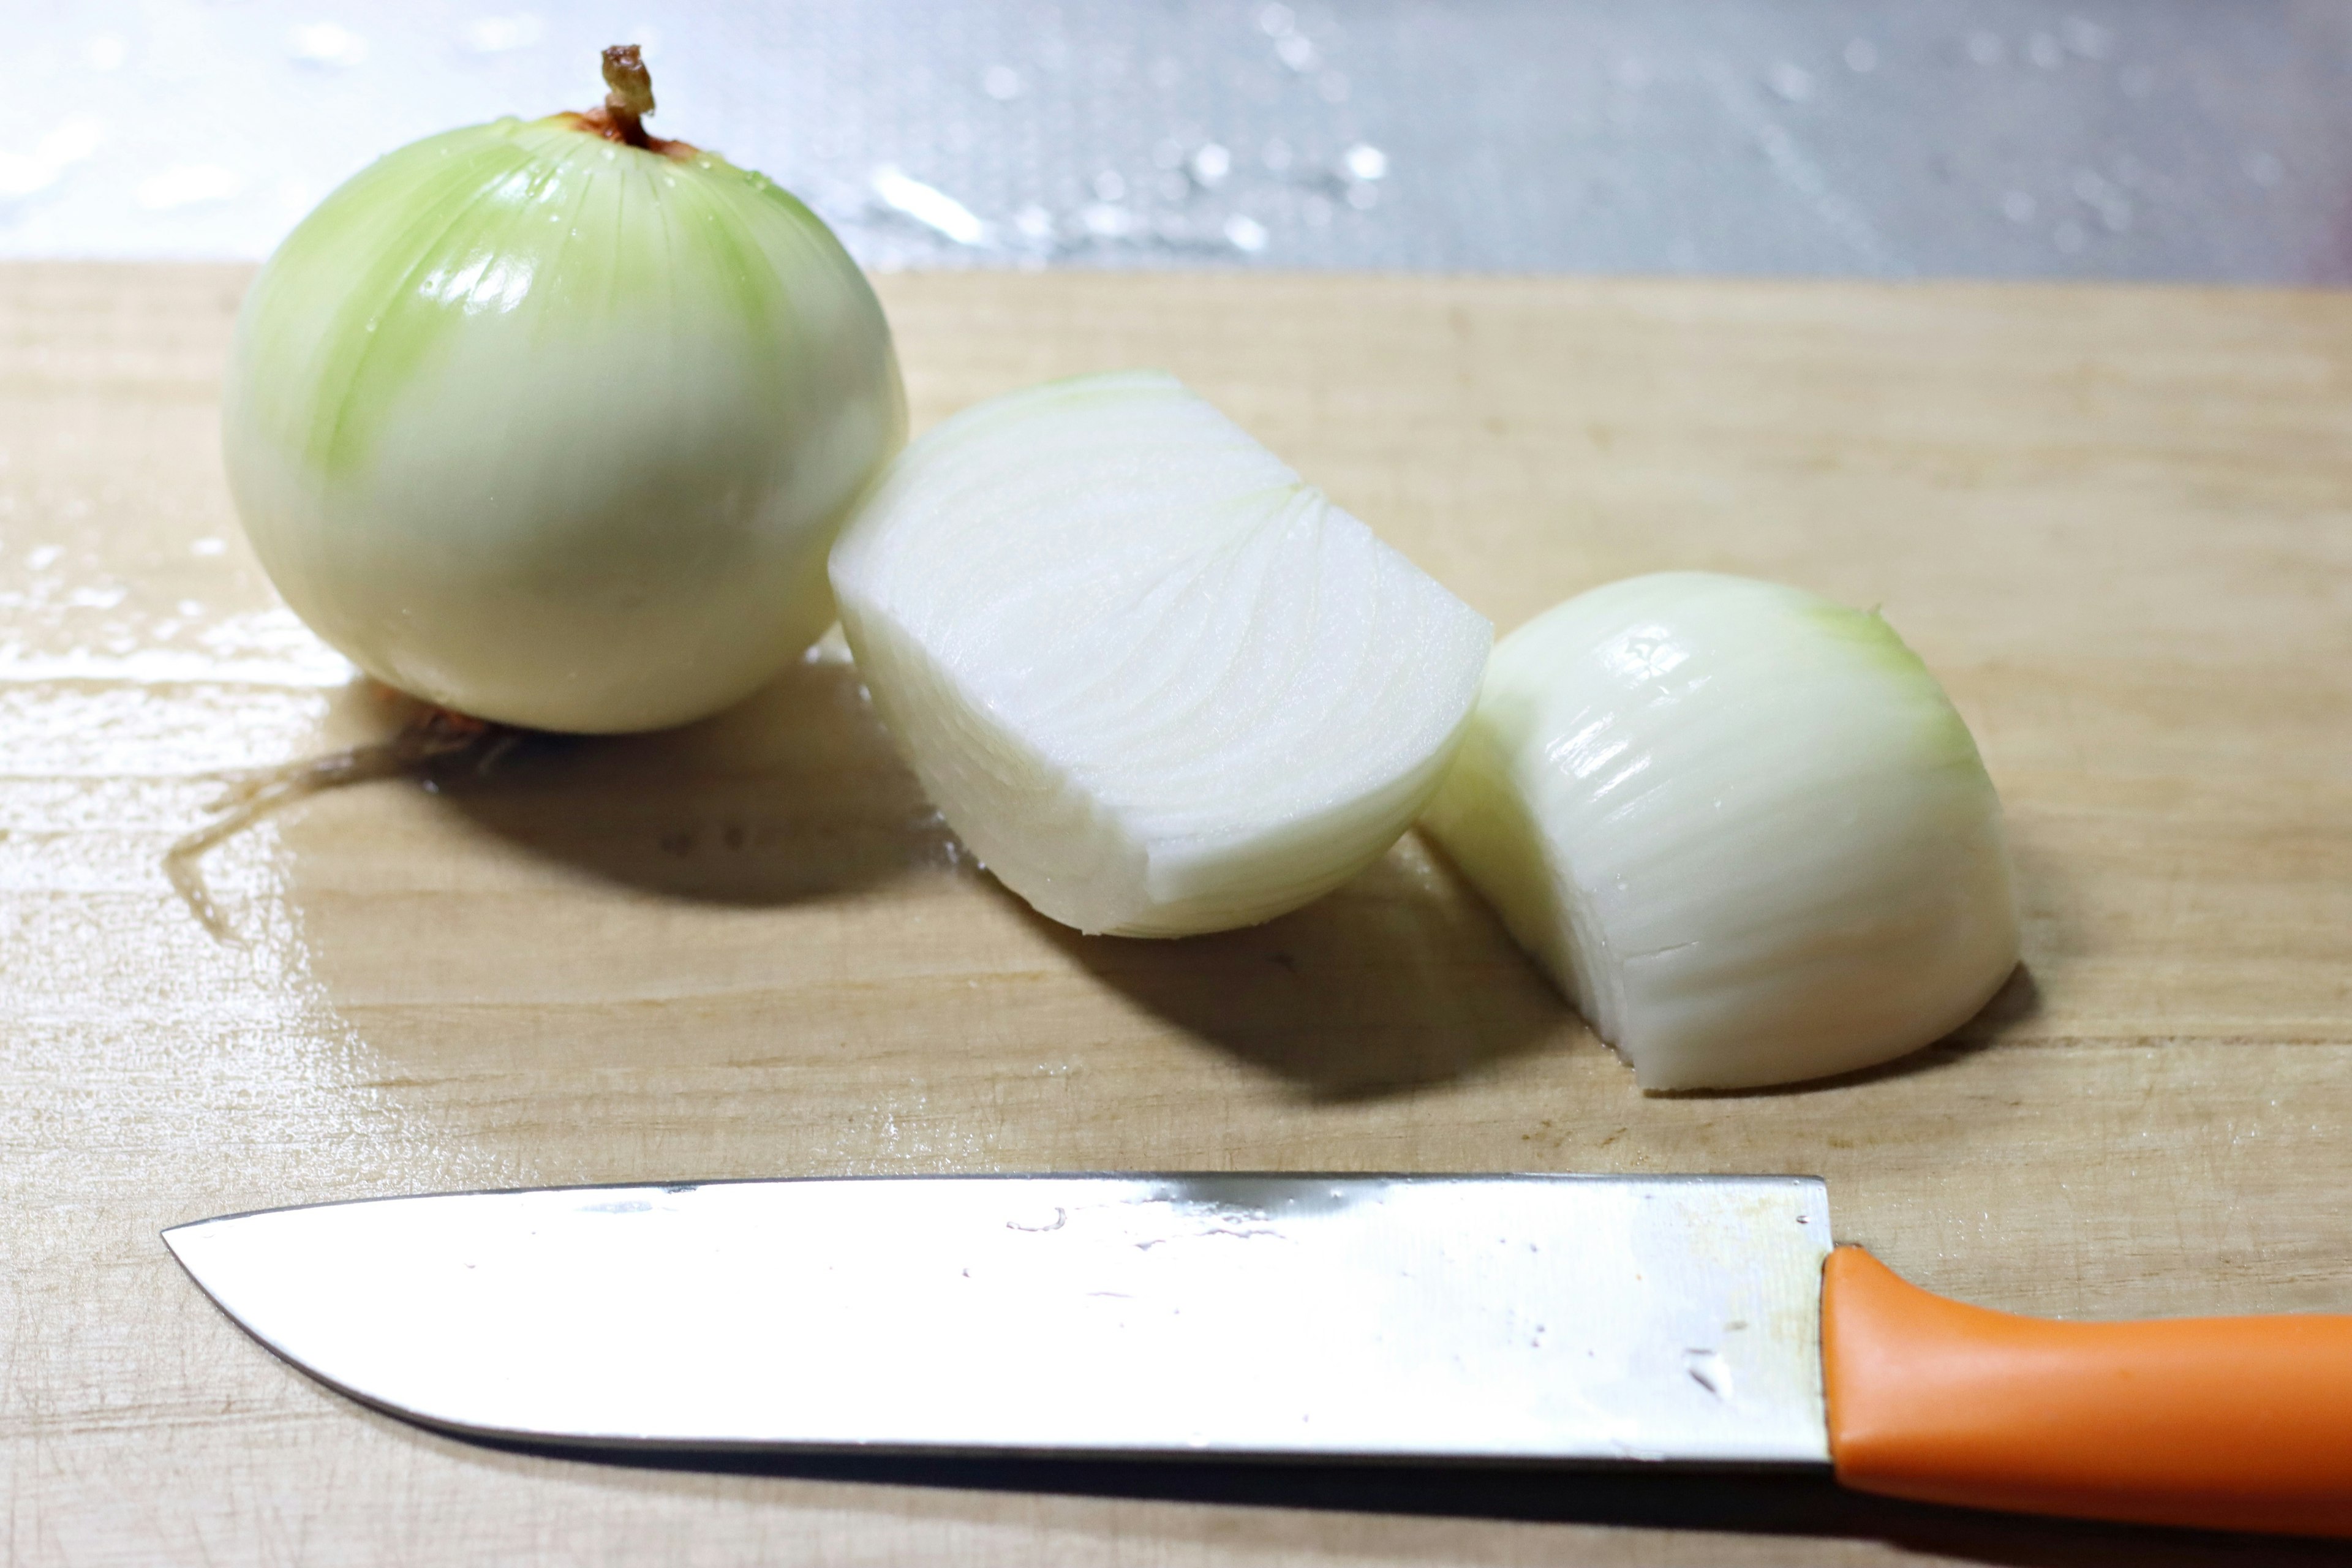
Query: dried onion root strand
164 705 510 944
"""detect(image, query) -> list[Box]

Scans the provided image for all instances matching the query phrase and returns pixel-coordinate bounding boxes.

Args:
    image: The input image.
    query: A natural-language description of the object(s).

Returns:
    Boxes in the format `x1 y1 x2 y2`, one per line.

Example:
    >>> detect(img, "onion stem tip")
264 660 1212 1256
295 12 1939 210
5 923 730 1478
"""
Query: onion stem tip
600 44 656 146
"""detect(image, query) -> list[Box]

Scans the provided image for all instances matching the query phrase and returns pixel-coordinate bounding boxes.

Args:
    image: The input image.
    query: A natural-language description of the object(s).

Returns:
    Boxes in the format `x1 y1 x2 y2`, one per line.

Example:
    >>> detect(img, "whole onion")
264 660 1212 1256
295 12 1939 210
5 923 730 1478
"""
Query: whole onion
223 48 904 733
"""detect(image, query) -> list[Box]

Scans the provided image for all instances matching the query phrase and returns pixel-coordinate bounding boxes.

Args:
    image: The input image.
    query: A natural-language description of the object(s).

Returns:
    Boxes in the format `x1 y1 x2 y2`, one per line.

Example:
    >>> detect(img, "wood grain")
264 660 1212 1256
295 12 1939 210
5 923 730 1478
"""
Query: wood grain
1 263 2346 1566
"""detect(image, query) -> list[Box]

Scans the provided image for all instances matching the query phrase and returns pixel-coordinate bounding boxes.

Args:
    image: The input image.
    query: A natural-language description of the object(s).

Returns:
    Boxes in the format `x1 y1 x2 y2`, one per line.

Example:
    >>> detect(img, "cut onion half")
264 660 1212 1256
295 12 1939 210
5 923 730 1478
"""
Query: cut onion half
830 371 1493 937
1422 571 2019 1090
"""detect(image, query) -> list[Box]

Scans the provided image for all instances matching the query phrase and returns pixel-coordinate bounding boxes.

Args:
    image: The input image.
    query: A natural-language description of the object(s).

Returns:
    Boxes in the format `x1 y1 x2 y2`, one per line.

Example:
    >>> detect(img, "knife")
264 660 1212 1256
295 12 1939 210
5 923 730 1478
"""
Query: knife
163 1173 2352 1539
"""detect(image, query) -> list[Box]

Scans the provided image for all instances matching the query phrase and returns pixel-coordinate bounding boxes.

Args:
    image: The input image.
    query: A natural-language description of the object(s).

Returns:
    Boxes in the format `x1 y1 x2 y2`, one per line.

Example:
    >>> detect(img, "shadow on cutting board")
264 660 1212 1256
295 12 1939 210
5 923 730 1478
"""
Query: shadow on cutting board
1028 850 2043 1103
393 655 1575 1099
464 1438 2334 1567
1020 837 1574 1100
377 657 2026 1103
423 655 965 905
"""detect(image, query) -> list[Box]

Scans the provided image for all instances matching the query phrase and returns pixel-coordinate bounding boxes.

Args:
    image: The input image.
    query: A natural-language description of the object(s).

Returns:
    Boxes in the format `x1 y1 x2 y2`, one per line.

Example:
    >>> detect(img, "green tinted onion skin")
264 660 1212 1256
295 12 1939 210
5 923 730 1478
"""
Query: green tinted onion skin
223 115 904 733
1422 572 2019 1091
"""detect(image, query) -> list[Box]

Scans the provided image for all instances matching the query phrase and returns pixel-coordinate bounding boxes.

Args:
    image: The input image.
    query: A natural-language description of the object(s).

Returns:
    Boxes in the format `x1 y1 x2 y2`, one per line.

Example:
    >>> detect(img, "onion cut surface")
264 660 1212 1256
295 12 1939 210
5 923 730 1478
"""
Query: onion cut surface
831 372 1493 937
1422 572 2018 1090
224 114 903 733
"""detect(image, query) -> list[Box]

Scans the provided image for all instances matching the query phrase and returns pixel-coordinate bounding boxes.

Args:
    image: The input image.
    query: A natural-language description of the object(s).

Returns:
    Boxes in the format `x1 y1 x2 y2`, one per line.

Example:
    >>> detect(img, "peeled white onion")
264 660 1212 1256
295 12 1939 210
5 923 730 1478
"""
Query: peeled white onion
1422 571 2018 1090
830 371 1493 937
223 50 903 733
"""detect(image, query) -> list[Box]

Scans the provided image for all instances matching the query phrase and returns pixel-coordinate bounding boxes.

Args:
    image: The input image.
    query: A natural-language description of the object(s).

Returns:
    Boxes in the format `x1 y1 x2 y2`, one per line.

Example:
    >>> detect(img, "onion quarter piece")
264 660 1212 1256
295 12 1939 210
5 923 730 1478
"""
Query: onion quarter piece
1422 571 2019 1090
831 372 1493 937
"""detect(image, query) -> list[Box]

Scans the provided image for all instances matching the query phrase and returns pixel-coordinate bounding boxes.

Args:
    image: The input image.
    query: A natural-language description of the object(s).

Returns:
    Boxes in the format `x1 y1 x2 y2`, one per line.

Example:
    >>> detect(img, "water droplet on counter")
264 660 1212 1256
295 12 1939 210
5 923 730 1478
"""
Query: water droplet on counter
1091 170 1126 202
2064 18 2113 59
288 22 369 69
871 167 991 247
190 538 227 558
1766 62 1814 102
1275 33 1317 72
982 64 1023 100
1342 143 1387 181
2071 168 2132 230
1189 143 1232 187
1258 3 1294 36
1079 203 1133 239
1223 213 1268 253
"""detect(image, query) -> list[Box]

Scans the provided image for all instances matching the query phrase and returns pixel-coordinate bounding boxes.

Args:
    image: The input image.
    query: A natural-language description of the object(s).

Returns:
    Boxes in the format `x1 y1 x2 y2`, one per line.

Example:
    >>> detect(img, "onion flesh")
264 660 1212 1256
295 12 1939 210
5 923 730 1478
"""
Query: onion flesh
830 371 1493 937
1422 571 2018 1090
223 105 903 734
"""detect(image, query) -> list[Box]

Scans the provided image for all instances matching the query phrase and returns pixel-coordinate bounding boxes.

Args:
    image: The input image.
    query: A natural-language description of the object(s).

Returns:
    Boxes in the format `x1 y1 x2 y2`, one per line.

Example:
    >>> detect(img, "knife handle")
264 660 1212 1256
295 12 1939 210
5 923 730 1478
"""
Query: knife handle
1821 1245 2352 1538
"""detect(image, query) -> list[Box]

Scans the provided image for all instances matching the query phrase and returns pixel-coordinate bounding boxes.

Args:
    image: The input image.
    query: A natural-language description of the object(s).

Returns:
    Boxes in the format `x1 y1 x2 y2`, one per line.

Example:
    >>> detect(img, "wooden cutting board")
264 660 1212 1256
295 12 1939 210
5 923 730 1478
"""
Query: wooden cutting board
2 263 2346 1566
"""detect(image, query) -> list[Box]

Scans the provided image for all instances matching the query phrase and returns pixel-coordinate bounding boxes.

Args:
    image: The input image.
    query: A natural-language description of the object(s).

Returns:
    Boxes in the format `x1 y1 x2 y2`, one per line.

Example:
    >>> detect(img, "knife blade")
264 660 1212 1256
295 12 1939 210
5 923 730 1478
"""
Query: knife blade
164 1174 2352 1539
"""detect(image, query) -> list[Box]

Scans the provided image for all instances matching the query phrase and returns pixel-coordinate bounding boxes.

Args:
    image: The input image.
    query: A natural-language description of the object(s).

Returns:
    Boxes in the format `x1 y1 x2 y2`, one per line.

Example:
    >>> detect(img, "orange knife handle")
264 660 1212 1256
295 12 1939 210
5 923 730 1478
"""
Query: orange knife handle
1821 1246 2352 1537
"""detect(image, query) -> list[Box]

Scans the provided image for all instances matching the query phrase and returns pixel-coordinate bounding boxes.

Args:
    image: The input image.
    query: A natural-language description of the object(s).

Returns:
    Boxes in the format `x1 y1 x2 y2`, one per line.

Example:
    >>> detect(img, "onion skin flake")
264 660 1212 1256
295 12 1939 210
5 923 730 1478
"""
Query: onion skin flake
223 94 903 734
1422 572 2019 1091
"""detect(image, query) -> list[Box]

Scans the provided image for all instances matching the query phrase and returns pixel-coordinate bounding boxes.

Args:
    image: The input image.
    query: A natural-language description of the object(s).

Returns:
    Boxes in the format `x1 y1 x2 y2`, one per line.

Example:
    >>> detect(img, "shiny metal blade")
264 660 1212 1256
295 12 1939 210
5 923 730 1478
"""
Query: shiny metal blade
165 1174 1831 1465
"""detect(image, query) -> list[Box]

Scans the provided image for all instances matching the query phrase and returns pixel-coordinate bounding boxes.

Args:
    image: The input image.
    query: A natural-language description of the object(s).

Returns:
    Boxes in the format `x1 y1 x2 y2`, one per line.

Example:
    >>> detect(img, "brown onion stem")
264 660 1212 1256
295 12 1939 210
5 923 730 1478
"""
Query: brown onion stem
599 45 655 148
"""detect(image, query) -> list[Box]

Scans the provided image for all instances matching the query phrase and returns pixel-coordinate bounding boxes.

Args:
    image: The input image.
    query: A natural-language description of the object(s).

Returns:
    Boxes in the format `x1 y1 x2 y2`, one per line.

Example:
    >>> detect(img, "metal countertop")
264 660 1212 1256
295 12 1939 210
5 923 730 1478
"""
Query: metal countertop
4 0 2343 282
